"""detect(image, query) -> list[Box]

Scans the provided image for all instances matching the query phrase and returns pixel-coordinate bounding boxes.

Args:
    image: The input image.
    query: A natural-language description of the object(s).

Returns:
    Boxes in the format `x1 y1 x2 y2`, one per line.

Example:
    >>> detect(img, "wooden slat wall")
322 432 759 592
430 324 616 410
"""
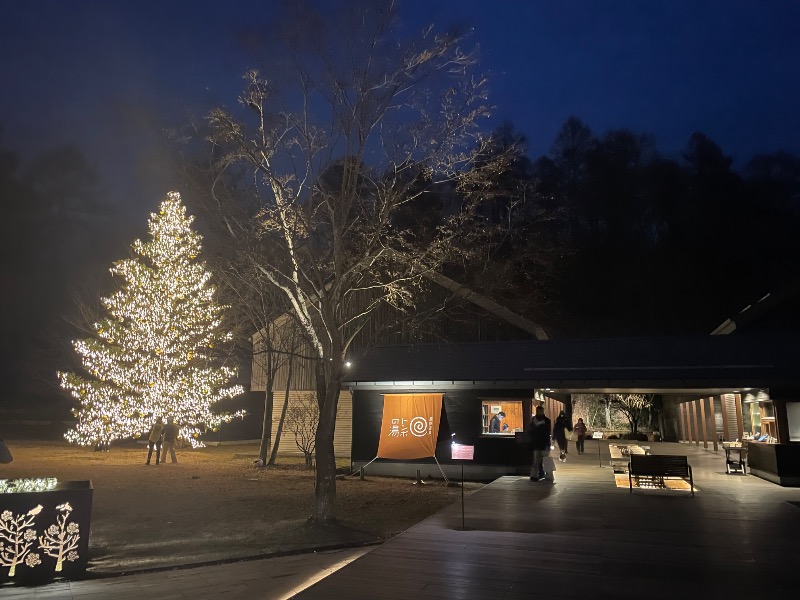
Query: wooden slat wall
270 390 353 459
721 393 739 442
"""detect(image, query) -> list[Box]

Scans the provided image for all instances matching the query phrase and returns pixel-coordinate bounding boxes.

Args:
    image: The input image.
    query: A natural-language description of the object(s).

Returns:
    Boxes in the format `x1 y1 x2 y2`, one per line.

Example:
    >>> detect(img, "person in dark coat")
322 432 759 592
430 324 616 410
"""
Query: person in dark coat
0 438 12 464
161 417 180 464
489 411 508 433
573 418 588 454
553 410 572 462
146 416 164 465
528 405 554 482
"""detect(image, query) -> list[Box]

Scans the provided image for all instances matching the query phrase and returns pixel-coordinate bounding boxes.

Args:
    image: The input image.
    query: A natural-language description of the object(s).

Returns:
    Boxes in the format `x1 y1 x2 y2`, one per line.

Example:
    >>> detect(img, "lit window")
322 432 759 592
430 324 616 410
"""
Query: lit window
481 400 523 436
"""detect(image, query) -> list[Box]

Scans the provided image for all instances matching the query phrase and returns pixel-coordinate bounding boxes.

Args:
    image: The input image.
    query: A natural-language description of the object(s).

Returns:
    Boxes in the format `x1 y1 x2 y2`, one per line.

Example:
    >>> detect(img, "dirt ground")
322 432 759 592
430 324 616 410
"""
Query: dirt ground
0 441 481 573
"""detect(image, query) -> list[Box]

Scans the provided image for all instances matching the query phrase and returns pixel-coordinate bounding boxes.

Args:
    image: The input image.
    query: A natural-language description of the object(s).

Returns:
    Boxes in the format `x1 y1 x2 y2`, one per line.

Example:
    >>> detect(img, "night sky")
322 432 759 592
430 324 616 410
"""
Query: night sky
2 0 800 212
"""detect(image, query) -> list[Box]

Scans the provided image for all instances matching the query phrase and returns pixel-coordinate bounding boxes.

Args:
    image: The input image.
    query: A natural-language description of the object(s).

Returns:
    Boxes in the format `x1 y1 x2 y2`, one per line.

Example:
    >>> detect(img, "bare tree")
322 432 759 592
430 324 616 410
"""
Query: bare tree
287 392 319 468
610 393 653 435
203 1 510 523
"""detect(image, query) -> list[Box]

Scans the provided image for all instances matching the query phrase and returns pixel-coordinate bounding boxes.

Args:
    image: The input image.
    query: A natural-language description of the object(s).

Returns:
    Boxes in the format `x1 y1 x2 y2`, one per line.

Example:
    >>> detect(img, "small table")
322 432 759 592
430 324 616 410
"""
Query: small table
722 442 747 475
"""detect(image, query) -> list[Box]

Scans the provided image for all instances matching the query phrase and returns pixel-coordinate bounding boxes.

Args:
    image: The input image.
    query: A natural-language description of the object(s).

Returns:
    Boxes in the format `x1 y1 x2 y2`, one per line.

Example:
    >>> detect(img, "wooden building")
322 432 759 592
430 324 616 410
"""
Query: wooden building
344 335 800 484
250 272 548 460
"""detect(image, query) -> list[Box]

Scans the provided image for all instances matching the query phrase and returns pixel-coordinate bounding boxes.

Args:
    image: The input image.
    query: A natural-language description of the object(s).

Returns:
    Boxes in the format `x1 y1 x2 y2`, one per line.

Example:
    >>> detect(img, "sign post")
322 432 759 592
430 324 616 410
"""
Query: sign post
592 431 604 467
450 441 474 531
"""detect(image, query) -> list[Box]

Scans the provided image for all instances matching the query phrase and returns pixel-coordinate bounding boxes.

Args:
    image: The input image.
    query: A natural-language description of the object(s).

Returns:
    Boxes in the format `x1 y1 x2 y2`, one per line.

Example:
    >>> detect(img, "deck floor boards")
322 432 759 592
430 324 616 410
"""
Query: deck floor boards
296 442 800 598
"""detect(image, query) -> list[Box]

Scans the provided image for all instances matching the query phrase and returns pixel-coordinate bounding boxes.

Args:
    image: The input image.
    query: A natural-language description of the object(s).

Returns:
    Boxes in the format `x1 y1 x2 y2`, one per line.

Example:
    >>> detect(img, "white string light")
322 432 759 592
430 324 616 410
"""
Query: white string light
59 192 244 447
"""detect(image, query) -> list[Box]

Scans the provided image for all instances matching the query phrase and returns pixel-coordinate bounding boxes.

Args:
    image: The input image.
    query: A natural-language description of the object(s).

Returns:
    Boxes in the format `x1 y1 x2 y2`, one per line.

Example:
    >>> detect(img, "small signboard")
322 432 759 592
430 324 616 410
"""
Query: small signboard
451 443 475 460
592 431 604 439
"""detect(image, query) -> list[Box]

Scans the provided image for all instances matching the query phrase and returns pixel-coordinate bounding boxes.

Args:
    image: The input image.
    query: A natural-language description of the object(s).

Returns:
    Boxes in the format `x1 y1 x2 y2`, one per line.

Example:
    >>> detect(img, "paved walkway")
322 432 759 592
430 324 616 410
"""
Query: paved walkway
296 441 800 598
3 442 799 599
0 548 372 599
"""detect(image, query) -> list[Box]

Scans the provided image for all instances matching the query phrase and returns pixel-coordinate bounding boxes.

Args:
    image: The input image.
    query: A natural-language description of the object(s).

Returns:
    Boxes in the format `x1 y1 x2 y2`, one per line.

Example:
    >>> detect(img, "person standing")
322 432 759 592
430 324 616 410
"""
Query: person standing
528 405 554 482
574 417 588 455
146 416 164 465
161 416 179 464
489 411 508 433
553 410 572 462
0 438 13 464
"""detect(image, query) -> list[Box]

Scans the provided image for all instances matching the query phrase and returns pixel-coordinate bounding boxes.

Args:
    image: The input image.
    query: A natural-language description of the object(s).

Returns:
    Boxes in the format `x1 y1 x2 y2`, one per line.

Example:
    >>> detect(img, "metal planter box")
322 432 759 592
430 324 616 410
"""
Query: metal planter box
0 479 93 584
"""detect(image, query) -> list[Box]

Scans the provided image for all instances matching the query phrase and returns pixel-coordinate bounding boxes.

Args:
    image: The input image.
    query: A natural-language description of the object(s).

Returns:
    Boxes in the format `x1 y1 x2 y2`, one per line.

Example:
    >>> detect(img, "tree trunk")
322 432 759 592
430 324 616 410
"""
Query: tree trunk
313 360 342 524
630 412 638 435
258 388 274 465
604 400 612 428
268 358 293 466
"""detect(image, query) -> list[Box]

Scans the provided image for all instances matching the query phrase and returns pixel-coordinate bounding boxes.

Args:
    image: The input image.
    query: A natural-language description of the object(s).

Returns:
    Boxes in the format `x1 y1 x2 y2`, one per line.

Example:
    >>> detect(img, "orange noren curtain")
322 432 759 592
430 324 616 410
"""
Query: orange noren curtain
377 394 443 459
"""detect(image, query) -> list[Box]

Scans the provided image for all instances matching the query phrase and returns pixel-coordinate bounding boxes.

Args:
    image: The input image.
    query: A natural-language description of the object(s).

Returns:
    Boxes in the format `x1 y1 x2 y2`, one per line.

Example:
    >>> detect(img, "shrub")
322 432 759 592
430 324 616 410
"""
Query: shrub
620 432 649 441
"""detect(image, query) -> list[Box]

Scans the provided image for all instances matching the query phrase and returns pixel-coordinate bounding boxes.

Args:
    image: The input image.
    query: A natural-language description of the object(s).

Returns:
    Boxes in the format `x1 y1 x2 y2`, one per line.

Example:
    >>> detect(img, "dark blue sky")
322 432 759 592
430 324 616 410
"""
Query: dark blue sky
2 0 799 212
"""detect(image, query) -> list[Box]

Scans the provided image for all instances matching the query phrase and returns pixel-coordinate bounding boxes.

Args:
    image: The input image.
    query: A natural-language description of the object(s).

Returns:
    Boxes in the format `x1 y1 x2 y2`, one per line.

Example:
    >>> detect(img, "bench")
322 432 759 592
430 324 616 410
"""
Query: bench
609 444 648 471
628 454 694 496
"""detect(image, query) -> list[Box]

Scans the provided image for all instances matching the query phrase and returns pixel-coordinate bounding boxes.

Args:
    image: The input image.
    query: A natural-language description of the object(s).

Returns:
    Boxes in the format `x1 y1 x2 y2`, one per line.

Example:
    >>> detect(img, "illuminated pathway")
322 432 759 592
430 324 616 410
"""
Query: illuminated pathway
296 442 800 598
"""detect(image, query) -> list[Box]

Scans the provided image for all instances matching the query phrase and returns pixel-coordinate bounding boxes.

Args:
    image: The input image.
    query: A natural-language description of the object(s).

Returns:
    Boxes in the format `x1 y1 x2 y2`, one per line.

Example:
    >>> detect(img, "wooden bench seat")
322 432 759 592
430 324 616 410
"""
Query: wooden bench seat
609 444 648 471
628 454 694 496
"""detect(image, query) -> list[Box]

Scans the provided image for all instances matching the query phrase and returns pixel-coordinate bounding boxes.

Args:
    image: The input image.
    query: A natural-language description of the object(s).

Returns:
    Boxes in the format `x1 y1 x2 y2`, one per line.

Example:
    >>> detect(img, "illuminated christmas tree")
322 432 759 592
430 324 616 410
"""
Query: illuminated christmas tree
59 192 244 447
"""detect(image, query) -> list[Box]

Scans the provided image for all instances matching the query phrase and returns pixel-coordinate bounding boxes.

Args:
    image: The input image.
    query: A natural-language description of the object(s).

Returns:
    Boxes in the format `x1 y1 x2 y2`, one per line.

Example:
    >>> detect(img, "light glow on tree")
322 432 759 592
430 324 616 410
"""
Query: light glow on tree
59 192 244 447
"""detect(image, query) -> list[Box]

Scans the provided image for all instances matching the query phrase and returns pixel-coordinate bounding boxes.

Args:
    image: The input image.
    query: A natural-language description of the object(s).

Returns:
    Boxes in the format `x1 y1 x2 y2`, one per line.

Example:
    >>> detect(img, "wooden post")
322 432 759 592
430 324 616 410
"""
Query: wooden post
774 399 789 444
685 402 694 445
699 397 709 449
708 397 718 451
678 403 686 442
720 394 730 442
734 393 744 441
681 402 692 443
691 401 700 447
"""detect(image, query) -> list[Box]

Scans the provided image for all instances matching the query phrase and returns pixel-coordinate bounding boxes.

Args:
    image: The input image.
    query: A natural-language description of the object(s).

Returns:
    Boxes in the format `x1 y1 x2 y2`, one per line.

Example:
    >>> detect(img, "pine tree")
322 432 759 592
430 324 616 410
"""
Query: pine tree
59 192 244 447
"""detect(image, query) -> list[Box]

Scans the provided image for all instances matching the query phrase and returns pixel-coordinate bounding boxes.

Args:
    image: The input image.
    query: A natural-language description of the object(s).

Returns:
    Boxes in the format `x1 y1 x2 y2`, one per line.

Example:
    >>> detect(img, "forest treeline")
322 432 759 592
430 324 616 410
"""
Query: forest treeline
462 117 800 337
0 139 122 407
2 116 800 407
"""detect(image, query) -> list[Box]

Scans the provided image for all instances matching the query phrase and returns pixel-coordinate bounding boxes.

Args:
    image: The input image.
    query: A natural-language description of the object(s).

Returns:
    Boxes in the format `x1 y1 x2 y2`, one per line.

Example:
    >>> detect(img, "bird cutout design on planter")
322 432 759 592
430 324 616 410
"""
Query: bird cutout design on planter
38 503 80 572
0 505 43 577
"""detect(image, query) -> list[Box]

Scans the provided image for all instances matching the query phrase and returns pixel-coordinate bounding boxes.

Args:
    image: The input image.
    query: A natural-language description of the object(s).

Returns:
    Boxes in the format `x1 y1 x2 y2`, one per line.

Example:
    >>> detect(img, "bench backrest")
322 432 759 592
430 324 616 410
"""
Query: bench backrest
630 454 690 476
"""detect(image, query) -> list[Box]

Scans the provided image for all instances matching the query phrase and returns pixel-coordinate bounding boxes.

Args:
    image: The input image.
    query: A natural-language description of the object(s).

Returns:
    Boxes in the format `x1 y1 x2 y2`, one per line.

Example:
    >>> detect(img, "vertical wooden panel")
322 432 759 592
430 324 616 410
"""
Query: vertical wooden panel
699 397 709 449
691 401 700 447
708 397 718 451
271 390 353 459
720 394 730 442
684 402 693 444
678 403 686 442
684 401 692 444
734 393 744 441
774 398 789 444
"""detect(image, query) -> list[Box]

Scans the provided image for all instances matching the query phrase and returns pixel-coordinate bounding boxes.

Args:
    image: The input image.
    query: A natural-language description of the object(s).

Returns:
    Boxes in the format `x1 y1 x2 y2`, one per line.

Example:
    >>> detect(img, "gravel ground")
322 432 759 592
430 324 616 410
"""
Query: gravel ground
0 440 481 573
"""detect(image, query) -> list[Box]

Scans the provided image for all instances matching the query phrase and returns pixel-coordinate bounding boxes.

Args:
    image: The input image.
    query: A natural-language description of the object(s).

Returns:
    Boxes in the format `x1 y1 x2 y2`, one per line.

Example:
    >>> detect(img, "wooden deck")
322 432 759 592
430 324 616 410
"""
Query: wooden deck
296 441 800 598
